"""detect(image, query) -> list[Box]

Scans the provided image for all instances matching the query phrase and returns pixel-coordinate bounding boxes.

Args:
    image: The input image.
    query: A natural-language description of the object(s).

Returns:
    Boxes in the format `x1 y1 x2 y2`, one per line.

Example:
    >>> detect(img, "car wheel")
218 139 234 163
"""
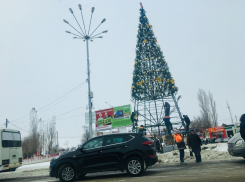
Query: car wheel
126 157 144 177
58 164 76 182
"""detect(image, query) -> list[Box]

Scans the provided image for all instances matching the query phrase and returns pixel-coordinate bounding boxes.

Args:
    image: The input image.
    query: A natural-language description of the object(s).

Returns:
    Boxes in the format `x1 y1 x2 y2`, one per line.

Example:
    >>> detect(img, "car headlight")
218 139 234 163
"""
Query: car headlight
235 139 243 147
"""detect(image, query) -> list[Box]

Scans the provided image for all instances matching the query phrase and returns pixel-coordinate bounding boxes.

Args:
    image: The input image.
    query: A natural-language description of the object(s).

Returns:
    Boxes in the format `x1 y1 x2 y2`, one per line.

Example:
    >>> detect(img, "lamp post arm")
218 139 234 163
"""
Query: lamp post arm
72 14 85 36
90 23 102 36
80 10 87 35
69 32 84 38
90 36 103 39
67 23 84 37
88 12 93 35
90 32 104 38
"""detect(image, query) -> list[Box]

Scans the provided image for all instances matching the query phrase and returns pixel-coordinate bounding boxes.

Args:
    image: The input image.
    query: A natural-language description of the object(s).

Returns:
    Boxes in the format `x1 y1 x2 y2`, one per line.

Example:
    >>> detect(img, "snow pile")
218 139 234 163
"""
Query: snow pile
0 162 50 180
213 143 228 152
157 143 232 164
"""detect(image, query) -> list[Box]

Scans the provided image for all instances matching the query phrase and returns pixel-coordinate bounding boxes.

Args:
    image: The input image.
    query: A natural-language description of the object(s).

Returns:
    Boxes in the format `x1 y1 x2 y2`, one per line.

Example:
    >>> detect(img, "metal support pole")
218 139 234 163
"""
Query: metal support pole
43 133 44 155
86 38 93 139
150 102 152 135
144 100 146 128
56 131 58 147
154 100 160 136
227 101 234 124
171 93 185 127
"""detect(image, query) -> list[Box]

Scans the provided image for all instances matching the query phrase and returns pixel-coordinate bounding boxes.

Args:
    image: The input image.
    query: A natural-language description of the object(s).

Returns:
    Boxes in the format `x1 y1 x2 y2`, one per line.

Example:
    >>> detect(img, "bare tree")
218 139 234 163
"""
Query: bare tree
81 125 90 144
22 136 32 158
208 91 218 127
45 119 56 154
194 89 218 130
29 108 40 156
197 89 211 128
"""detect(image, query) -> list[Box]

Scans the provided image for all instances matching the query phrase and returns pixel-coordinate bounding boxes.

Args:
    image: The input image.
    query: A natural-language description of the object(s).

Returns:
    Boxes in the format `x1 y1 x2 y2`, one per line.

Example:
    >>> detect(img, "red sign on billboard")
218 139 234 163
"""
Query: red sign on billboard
208 126 226 138
96 108 113 130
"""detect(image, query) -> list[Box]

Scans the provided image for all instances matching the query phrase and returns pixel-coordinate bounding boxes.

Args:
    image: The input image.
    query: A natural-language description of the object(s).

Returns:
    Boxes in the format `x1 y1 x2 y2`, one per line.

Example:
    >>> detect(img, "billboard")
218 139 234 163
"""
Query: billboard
96 105 132 131
85 112 96 124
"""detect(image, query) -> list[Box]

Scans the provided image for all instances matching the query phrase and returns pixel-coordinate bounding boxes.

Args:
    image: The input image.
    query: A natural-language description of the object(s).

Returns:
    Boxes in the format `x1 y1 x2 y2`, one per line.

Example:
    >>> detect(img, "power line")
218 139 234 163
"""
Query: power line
9 115 30 123
38 85 85 114
56 105 87 118
10 80 86 123
8 122 28 132
56 114 85 121
42 105 87 123
7 105 87 130
37 80 86 112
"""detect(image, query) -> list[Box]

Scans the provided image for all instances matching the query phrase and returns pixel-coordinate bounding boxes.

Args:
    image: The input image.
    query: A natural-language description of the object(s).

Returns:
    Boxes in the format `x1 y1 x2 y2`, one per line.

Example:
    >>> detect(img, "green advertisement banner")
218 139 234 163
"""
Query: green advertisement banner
112 105 132 128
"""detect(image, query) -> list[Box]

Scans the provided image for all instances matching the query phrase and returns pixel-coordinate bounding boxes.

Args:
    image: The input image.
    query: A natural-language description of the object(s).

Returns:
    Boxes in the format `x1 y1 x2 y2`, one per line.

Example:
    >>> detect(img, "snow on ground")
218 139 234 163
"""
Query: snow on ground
157 143 232 164
17 162 50 171
0 161 50 180
213 143 228 152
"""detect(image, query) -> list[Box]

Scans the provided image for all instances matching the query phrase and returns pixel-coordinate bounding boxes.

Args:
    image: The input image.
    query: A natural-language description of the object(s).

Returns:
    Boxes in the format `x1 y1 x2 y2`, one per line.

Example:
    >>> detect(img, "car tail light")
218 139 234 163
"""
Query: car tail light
149 155 156 158
142 141 154 146
19 158 22 162
2 159 9 165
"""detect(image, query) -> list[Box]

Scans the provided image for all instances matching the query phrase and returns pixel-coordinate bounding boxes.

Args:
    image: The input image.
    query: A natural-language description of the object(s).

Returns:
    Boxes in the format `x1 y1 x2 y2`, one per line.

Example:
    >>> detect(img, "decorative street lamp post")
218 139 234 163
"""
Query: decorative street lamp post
63 5 107 139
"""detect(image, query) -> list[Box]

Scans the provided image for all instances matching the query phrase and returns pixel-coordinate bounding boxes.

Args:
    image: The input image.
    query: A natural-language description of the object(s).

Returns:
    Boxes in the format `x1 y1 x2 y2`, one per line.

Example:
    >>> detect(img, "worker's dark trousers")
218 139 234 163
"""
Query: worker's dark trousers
194 151 201 162
179 149 184 162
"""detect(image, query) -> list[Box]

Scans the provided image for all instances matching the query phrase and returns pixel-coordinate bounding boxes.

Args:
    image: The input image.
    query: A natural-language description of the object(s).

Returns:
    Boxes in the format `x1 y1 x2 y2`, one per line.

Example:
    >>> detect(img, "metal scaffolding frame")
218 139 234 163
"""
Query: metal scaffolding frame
133 93 185 138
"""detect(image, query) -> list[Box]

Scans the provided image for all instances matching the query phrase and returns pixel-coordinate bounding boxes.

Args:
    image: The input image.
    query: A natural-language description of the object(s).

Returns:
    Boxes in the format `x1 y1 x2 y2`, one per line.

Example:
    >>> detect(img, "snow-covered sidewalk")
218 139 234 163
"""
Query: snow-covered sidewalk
17 161 50 172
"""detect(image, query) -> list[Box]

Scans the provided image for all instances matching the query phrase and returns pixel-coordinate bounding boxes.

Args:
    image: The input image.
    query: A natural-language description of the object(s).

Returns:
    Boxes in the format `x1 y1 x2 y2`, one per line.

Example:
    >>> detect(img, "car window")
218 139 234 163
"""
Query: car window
83 138 103 149
104 135 132 146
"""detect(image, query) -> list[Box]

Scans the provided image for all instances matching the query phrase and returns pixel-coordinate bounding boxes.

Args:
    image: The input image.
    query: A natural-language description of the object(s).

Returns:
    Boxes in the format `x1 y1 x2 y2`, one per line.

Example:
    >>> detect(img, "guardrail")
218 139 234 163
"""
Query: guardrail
162 145 178 153
23 153 59 162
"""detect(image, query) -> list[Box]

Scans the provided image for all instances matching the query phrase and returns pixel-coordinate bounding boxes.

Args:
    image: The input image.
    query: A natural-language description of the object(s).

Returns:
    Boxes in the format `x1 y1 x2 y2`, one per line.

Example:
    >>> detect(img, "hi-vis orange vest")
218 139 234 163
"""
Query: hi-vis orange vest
174 134 182 143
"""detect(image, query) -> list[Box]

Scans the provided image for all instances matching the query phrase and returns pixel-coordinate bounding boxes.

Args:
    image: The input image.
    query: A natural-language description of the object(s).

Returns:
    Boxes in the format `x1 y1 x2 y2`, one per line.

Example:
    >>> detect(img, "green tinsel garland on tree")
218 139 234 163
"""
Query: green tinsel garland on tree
131 7 178 101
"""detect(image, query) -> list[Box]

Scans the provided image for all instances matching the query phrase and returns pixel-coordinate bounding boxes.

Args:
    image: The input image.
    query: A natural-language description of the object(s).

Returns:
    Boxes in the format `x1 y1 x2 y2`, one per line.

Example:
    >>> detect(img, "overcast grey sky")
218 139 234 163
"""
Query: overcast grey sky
1 0 245 148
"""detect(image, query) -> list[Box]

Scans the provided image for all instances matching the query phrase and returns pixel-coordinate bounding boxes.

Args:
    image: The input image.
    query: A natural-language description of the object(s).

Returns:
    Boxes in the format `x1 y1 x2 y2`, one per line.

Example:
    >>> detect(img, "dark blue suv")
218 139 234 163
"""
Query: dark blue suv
49 133 158 182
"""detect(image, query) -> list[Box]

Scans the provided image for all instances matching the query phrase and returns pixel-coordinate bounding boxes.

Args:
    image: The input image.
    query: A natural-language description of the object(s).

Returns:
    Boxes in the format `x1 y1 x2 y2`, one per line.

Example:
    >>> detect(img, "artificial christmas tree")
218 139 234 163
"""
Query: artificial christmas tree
131 4 185 136
131 6 178 101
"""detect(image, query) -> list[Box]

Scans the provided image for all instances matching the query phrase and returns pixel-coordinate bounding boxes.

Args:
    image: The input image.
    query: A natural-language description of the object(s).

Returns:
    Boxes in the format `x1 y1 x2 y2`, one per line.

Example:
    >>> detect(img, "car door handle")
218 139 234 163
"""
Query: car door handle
121 146 127 149
97 151 103 153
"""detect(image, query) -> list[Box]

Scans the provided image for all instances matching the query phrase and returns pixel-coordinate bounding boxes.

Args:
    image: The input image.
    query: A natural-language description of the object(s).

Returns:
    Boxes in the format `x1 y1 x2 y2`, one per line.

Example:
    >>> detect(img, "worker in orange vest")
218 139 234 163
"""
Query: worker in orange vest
174 130 187 165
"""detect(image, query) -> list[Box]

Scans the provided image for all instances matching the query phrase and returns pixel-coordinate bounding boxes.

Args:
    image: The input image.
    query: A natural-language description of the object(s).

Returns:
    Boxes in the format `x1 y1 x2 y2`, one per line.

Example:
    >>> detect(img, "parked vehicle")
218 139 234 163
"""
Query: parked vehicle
222 137 230 142
201 139 207 145
0 128 22 172
49 133 158 182
206 138 215 143
215 137 230 143
228 133 245 159
215 138 223 143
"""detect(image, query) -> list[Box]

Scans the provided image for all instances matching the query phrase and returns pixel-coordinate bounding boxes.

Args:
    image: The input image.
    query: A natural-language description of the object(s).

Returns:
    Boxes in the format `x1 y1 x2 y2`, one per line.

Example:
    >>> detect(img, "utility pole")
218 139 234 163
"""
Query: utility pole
86 38 93 139
5 118 8 128
226 100 234 124
43 133 44 155
56 131 58 148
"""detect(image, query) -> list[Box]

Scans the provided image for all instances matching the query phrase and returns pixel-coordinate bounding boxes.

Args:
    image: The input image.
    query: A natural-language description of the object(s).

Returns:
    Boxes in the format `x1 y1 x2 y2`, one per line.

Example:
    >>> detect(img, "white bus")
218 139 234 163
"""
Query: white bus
0 128 22 172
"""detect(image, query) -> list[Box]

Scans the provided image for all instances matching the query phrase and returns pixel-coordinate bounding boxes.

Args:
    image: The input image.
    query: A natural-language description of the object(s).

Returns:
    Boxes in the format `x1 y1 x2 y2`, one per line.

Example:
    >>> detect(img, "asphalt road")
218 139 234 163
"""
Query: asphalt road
1 158 245 182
